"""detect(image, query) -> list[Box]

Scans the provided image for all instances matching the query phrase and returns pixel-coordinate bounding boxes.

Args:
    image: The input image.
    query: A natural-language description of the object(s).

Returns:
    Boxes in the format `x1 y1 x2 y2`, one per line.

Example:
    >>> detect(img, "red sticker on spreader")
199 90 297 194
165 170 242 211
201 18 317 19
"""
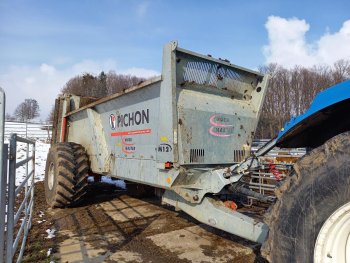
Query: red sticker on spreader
111 128 151 137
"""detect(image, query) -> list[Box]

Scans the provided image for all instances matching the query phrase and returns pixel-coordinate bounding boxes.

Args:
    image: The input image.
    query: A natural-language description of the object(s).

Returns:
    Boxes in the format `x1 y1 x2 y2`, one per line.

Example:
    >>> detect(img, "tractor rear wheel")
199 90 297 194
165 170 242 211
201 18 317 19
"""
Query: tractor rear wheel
262 131 350 263
44 142 89 208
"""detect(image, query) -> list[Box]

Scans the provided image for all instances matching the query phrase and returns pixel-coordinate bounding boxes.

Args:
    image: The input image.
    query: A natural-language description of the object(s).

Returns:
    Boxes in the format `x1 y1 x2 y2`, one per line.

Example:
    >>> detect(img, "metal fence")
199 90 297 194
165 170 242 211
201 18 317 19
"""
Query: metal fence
244 144 305 206
8 135 35 262
252 139 306 157
0 89 36 262
5 121 52 142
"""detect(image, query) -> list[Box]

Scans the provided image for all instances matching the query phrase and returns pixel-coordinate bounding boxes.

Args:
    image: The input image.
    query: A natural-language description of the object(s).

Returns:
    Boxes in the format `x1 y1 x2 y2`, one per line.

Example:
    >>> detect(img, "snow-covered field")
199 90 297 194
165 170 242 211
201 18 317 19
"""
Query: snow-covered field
4 121 51 185
13 141 50 185
5 121 51 142
10 140 125 188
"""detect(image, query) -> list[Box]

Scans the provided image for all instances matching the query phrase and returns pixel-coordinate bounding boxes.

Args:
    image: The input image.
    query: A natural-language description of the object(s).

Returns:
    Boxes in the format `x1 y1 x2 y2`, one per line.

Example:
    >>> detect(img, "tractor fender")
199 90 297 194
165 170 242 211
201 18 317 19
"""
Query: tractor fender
276 80 350 148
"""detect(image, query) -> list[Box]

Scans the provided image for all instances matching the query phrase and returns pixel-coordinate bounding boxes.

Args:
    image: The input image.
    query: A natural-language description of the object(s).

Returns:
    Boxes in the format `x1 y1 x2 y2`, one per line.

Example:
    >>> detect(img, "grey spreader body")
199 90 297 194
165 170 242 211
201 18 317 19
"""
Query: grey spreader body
54 41 270 243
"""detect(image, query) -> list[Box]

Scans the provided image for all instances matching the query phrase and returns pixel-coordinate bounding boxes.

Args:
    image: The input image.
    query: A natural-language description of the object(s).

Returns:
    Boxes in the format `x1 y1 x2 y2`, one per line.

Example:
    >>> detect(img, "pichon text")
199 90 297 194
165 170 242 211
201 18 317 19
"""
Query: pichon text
117 109 149 127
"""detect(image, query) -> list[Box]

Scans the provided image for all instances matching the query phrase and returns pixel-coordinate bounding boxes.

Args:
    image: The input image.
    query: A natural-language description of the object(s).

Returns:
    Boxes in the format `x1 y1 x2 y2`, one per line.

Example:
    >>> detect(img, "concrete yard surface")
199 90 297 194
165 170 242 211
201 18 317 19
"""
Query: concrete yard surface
52 187 266 263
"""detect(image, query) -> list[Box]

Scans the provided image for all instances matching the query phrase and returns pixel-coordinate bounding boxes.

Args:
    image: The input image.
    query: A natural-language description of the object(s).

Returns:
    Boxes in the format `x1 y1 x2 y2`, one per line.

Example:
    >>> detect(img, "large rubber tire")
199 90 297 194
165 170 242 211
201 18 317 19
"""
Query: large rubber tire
261 131 350 263
44 142 89 208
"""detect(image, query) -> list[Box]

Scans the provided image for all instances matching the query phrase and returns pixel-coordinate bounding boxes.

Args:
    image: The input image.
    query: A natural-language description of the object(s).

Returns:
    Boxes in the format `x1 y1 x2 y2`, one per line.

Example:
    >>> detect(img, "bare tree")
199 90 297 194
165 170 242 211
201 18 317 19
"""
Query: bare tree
63 75 84 96
62 73 98 97
97 71 108 98
106 71 145 94
332 60 350 83
47 105 55 123
255 60 350 139
61 71 146 98
14 99 40 121
50 72 148 121
5 113 16 121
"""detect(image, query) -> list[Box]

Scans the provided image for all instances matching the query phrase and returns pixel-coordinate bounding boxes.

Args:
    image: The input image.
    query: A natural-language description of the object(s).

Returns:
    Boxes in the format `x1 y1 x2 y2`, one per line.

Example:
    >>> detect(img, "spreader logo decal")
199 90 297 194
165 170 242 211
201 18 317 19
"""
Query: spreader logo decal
109 114 116 130
117 109 149 128
111 128 152 155
122 137 136 154
209 115 234 137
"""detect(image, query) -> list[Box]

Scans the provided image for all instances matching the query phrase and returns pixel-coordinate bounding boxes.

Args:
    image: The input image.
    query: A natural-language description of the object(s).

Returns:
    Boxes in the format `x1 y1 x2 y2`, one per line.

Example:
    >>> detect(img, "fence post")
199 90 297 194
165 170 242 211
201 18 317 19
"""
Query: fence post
6 134 17 262
30 143 35 229
0 145 8 263
0 88 6 263
0 88 5 181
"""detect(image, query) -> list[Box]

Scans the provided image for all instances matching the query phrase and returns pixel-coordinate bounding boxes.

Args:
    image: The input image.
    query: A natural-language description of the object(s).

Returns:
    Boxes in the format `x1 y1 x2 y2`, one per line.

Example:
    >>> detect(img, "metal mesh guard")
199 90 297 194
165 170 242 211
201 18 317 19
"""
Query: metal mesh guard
182 60 245 90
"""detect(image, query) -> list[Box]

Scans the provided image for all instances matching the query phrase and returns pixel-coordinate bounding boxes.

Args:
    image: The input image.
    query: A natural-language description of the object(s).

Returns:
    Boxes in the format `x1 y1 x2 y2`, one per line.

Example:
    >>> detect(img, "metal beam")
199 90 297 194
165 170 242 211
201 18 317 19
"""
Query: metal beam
162 190 268 243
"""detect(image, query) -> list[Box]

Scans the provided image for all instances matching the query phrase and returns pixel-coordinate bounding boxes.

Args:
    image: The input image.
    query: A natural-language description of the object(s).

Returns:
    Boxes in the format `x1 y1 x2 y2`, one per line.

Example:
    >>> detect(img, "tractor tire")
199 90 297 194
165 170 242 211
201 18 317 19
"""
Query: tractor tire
44 142 89 208
261 131 350 263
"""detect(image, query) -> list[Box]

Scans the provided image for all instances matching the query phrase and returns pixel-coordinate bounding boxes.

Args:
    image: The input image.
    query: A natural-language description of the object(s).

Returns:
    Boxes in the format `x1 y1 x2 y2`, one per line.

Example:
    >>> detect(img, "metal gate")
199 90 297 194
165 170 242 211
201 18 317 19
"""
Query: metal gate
0 88 36 262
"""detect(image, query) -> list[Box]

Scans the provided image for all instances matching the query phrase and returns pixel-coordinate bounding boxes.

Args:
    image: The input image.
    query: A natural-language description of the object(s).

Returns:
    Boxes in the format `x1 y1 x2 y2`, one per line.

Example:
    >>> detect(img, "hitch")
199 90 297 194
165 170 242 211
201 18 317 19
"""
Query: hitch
227 137 278 177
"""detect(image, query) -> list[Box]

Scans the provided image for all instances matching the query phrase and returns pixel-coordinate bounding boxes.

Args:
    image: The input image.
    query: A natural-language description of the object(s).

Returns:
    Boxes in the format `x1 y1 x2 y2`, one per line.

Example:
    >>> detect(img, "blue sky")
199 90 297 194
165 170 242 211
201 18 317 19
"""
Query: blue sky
1 0 350 119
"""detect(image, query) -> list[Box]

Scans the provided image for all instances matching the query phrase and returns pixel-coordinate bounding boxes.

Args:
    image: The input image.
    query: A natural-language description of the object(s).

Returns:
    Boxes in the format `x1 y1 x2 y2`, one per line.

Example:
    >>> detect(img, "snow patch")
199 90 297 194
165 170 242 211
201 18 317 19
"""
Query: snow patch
101 176 126 189
88 176 126 189
46 228 56 239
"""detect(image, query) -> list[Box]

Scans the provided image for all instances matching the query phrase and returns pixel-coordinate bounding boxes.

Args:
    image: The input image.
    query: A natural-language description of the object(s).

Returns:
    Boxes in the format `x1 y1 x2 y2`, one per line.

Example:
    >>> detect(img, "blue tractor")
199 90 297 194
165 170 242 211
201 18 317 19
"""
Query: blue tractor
261 80 350 262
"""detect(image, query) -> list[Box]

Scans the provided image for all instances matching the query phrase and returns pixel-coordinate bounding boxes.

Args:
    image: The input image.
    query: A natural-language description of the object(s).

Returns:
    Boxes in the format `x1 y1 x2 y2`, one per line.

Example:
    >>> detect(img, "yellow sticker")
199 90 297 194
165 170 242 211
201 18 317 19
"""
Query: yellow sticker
160 136 168 142
166 176 171 184
116 142 122 147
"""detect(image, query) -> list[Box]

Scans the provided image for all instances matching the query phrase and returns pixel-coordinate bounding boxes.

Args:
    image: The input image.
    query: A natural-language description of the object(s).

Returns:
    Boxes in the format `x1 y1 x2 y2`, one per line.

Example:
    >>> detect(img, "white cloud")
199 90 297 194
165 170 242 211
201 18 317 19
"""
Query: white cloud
263 16 350 67
40 63 56 75
0 60 159 121
120 67 159 77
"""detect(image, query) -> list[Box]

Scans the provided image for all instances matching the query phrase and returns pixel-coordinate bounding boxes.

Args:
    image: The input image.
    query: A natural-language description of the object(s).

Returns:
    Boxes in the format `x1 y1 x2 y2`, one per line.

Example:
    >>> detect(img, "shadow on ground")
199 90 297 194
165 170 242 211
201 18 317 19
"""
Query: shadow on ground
25 182 268 263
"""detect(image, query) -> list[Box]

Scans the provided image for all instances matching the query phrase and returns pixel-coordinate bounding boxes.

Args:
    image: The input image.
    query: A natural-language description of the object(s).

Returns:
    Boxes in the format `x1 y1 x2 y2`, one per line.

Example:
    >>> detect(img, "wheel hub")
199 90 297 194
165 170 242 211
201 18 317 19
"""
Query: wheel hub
314 202 350 263
48 162 55 190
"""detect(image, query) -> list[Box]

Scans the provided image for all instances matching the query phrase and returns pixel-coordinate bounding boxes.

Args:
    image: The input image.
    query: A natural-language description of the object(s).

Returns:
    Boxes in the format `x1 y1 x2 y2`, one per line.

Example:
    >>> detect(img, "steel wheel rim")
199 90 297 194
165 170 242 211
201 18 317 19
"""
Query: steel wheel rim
48 162 55 190
314 202 350 263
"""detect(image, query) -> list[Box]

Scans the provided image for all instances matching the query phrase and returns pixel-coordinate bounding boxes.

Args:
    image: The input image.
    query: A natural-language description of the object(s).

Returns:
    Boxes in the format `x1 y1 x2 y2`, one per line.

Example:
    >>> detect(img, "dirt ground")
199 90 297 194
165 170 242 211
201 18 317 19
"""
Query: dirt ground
22 182 268 263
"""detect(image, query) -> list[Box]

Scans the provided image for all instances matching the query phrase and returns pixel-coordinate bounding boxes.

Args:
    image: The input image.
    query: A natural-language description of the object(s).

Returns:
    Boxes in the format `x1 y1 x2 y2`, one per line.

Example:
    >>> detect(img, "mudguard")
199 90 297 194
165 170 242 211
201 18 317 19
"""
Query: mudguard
276 80 350 148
